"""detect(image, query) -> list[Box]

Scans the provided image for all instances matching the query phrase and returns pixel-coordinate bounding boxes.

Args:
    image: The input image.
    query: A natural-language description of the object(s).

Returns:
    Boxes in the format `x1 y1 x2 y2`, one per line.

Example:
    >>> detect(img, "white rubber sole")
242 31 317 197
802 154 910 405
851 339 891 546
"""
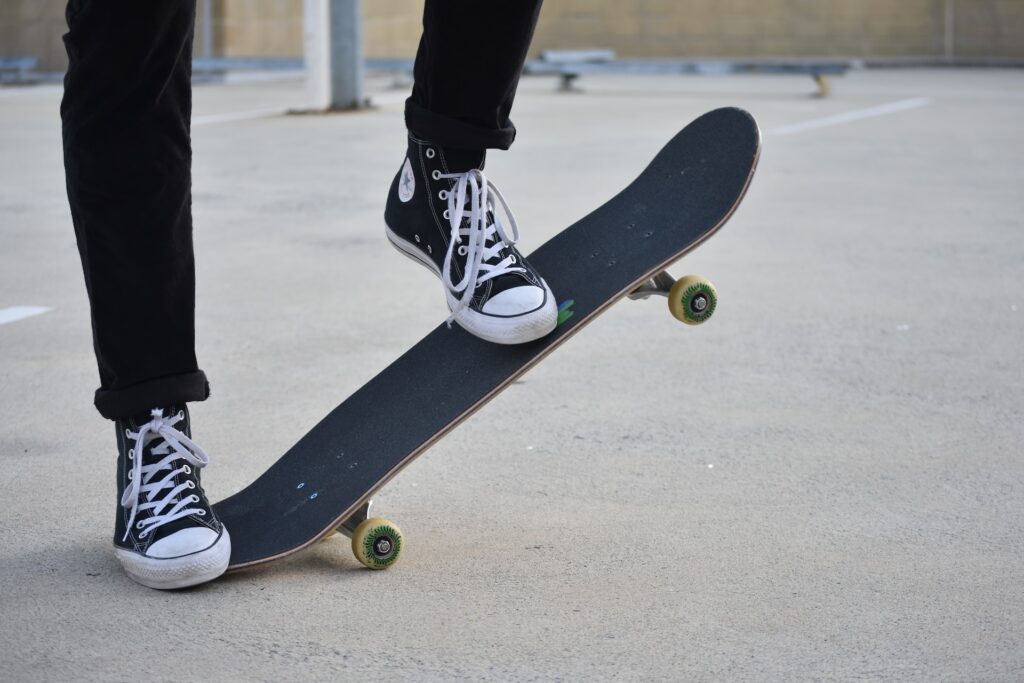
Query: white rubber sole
114 528 231 590
385 225 558 345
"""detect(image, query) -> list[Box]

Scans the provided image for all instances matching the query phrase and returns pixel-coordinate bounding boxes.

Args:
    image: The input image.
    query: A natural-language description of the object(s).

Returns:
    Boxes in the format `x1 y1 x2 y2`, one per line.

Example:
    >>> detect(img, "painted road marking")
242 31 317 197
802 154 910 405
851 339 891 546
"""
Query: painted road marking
768 97 934 137
0 306 51 326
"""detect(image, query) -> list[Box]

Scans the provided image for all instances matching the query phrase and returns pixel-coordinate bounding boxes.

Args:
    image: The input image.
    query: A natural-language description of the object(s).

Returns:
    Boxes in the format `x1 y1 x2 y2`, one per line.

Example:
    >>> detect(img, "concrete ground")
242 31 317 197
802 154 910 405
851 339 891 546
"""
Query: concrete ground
1 68 1022 681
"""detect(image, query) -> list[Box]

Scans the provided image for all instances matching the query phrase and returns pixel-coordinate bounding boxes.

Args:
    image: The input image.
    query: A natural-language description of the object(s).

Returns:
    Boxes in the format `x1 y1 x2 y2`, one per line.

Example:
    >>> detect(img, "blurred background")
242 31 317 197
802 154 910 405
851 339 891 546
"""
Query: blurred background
3 0 1023 82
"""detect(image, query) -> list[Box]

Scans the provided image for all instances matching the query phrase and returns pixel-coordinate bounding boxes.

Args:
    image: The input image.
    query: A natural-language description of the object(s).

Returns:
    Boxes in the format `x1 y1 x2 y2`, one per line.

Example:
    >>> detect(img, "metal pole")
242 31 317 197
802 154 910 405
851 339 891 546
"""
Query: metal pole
201 0 213 60
944 0 955 63
305 0 329 109
304 0 364 111
328 0 364 109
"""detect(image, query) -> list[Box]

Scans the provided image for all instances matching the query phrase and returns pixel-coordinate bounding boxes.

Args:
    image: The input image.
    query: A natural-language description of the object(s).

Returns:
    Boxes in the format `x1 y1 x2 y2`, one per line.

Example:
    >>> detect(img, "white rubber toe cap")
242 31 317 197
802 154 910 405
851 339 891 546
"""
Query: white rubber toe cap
481 284 546 316
115 527 231 590
451 279 557 345
146 526 220 559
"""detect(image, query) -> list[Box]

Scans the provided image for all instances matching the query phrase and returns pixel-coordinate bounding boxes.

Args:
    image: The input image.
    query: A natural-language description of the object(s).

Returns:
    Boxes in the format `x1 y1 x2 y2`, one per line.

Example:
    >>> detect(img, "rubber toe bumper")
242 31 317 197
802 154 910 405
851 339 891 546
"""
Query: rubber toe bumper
114 528 231 590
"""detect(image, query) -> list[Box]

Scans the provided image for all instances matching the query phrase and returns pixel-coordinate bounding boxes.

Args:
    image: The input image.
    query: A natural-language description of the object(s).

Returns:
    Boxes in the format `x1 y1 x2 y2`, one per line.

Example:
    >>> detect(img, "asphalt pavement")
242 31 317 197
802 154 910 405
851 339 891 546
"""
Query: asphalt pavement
1 68 1022 680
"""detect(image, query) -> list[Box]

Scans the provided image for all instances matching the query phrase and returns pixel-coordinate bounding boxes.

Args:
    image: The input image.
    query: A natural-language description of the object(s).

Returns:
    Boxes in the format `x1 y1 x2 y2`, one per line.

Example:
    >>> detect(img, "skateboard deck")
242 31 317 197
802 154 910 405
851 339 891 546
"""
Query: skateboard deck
214 107 761 571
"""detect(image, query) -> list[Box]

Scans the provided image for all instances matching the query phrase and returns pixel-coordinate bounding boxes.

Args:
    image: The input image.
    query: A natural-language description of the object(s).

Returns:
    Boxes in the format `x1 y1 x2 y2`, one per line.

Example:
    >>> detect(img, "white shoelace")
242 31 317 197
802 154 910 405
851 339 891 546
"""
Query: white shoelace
120 409 210 542
439 169 526 323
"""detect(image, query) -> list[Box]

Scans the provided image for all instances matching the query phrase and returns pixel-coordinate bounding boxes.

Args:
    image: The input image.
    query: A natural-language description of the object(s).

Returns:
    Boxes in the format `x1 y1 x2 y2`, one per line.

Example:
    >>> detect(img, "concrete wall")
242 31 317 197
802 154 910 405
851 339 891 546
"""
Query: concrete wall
582 0 1019 59
953 0 1024 57
0 0 67 72
213 0 303 59
223 0 1024 61
2 0 1022 74
0 0 225 73
363 1 421 59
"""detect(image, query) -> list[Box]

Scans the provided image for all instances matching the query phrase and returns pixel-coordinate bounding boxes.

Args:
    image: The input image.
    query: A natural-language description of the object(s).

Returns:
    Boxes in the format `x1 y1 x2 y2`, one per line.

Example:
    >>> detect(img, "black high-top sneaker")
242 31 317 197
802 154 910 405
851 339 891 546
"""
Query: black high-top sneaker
384 135 557 344
113 406 230 589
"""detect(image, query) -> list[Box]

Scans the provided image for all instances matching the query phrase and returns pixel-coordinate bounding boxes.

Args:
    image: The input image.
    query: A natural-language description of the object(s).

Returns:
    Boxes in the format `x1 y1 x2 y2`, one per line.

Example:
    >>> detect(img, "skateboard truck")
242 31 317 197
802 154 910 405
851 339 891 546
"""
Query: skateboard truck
336 500 373 537
629 270 718 325
334 500 405 570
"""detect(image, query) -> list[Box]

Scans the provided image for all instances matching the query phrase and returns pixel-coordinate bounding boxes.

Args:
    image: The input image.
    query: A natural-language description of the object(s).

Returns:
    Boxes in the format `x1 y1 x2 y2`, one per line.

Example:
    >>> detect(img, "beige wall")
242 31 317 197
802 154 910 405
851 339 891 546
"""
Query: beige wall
534 0 1022 60
2 0 1022 74
363 1 421 59
366 0 1024 61
0 0 67 72
534 0 947 58
954 0 1024 57
213 0 304 58
362 0 1024 60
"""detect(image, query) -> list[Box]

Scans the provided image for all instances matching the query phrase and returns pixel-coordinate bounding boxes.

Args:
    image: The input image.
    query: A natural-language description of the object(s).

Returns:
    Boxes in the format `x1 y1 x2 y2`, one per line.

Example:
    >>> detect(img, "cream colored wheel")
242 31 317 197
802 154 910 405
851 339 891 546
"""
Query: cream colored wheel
351 517 403 569
668 275 717 325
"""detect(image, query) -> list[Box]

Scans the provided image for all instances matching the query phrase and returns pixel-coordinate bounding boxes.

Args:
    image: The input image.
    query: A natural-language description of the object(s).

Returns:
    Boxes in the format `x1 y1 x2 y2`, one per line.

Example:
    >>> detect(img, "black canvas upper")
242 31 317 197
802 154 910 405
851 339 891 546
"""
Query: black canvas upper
113 405 223 555
384 136 545 312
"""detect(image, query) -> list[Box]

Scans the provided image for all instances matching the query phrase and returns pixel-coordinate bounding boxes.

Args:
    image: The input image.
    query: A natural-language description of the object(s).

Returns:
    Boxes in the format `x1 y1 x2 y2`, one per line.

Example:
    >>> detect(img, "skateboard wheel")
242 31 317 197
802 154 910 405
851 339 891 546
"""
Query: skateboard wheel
351 517 403 569
668 275 717 325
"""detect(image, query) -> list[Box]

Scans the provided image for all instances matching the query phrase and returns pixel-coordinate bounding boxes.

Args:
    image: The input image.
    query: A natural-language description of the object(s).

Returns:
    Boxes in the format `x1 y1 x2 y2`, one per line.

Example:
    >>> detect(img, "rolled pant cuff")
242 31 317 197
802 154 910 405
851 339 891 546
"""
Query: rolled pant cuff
94 370 210 420
405 100 516 151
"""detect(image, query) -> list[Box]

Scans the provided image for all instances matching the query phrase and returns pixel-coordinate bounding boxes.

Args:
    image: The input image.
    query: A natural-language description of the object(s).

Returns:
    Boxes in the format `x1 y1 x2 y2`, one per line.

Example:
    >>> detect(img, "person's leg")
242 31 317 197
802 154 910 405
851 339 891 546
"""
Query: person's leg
62 0 208 420
405 0 544 151
387 0 557 344
61 0 229 589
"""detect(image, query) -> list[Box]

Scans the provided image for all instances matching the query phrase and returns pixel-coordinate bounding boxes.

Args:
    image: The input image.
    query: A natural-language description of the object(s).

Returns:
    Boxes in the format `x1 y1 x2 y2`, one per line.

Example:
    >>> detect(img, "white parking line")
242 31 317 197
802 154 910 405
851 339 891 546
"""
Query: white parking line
0 306 52 326
768 97 934 136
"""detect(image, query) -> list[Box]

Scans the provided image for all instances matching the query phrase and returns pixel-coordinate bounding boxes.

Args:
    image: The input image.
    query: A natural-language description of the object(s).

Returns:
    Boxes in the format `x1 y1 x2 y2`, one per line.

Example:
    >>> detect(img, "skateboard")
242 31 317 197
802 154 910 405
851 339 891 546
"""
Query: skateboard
213 107 761 571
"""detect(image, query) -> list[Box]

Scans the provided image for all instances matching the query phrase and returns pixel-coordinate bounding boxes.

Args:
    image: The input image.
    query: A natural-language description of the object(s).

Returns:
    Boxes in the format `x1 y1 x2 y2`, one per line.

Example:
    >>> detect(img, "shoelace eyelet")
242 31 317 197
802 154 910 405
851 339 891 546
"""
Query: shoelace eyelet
439 190 448 200
443 210 450 220
128 448 134 460
431 170 441 180
458 245 468 256
425 147 435 158
196 510 206 516
119 411 211 545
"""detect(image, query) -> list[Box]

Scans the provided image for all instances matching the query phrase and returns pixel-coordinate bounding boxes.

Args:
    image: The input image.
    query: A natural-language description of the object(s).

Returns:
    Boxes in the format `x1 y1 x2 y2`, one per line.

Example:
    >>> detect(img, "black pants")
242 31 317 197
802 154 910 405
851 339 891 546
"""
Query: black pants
61 0 542 419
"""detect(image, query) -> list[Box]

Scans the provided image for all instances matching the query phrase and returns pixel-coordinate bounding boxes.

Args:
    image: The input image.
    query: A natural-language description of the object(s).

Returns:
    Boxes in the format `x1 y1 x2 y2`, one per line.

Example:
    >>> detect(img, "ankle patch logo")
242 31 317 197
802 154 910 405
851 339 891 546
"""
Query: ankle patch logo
398 158 415 202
